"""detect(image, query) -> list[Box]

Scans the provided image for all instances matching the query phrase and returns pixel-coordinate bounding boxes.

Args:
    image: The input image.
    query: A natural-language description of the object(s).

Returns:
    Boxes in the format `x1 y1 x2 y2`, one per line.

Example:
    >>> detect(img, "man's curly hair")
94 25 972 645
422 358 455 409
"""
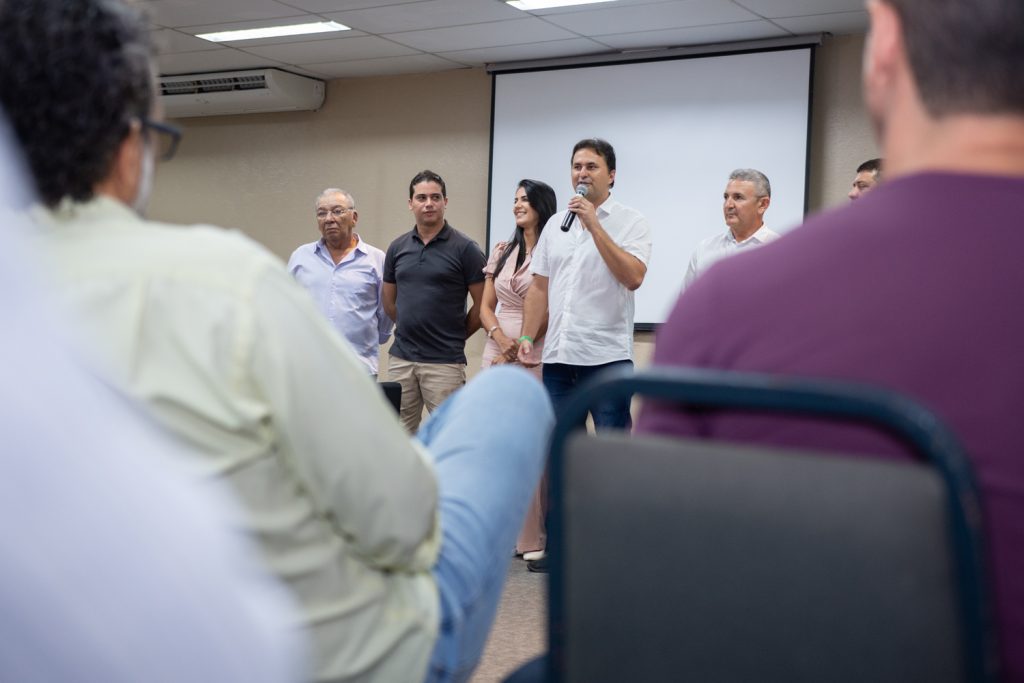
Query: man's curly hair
0 0 154 207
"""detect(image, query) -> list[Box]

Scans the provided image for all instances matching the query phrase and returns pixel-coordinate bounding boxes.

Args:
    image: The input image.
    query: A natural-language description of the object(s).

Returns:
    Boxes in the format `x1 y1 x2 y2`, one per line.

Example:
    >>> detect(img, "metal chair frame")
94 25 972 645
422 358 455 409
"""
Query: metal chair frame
544 365 998 683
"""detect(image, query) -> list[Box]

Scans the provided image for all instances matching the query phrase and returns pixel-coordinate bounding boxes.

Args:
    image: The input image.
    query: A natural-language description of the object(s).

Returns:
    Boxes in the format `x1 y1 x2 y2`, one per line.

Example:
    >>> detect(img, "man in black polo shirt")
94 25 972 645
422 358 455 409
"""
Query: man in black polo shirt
383 170 487 432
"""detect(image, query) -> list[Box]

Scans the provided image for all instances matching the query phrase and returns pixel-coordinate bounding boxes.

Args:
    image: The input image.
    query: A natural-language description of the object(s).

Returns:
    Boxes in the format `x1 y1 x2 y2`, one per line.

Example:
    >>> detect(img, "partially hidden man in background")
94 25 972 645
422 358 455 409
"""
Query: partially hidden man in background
639 0 1024 678
0 0 553 681
848 157 883 200
288 188 392 377
384 170 488 433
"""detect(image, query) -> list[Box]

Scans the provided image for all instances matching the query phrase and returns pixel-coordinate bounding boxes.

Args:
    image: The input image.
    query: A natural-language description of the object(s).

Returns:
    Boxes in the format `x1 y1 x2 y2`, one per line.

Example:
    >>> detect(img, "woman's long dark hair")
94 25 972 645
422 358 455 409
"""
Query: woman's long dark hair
494 179 557 277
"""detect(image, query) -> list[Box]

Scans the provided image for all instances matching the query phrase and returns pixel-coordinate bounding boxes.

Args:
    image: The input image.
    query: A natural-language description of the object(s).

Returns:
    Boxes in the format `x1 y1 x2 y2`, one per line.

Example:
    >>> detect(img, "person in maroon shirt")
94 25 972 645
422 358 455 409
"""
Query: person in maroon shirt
638 0 1024 679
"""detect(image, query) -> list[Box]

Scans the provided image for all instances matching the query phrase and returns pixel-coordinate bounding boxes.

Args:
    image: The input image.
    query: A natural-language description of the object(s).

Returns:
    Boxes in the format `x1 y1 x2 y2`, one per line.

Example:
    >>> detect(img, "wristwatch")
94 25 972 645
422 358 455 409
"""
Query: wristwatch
486 325 499 339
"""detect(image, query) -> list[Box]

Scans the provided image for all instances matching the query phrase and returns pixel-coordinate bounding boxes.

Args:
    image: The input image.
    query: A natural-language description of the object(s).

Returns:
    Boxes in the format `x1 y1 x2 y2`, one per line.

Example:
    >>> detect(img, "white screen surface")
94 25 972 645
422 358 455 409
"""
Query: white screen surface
488 47 812 326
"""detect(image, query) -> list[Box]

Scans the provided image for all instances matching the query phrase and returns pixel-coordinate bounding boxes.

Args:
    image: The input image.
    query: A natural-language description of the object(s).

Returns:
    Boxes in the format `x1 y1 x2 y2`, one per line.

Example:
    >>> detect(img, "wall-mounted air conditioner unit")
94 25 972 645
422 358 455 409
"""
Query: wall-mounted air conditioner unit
159 68 325 118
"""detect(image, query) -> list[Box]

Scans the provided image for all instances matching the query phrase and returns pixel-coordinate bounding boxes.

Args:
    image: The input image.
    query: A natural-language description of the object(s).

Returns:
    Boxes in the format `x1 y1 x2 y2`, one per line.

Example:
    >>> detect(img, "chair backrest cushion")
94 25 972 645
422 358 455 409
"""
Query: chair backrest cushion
560 431 965 683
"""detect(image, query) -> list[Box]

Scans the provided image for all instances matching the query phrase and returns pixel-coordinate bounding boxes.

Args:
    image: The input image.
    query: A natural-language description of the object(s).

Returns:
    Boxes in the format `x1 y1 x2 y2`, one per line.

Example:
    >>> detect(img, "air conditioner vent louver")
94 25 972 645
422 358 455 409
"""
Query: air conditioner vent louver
160 74 269 96
158 69 324 117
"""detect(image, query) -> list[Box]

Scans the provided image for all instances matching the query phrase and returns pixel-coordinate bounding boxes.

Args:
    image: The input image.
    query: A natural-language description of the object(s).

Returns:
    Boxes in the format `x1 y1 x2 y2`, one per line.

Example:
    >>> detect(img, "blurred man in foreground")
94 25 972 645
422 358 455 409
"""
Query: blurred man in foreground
0 122 302 682
639 0 1024 679
0 1 552 681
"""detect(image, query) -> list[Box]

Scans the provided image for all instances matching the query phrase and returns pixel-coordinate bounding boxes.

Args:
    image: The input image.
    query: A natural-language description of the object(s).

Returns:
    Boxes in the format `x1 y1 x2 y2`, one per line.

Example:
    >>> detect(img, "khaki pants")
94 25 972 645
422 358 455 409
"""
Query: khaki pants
388 357 466 433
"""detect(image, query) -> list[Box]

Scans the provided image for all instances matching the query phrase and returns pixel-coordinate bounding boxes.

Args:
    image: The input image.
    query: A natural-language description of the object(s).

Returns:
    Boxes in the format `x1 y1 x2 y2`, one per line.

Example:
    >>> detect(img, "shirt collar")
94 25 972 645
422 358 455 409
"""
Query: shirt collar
728 224 772 245
595 194 618 219
57 194 132 218
315 234 365 256
413 222 451 243
36 194 140 232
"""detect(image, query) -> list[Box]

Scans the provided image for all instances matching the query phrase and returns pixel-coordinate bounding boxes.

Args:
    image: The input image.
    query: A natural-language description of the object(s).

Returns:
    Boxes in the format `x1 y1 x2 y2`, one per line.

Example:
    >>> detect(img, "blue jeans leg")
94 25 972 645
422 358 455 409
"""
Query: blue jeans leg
542 360 634 431
586 360 633 431
542 363 585 429
417 366 554 683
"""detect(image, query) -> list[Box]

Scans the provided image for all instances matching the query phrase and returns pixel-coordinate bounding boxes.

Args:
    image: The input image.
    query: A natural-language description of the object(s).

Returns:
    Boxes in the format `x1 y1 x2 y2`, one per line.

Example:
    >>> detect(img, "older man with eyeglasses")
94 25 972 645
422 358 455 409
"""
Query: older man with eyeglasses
288 188 393 377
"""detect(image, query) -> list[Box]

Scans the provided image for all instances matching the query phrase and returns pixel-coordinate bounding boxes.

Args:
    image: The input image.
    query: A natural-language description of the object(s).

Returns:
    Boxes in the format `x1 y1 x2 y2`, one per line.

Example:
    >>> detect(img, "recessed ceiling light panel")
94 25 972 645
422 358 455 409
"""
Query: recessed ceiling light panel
196 21 350 43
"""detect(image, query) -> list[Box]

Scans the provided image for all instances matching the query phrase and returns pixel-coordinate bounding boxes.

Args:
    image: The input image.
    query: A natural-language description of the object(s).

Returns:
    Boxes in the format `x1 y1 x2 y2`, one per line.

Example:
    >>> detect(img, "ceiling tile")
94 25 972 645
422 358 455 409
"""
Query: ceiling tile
598 19 789 49
542 0 760 36
284 0 427 12
304 54 466 78
151 28 223 53
157 48 286 75
140 0 866 77
327 0 523 34
519 0 683 15
141 0 300 28
439 37 612 65
732 0 867 19
771 11 868 34
240 35 420 62
275 65 335 80
386 17 576 51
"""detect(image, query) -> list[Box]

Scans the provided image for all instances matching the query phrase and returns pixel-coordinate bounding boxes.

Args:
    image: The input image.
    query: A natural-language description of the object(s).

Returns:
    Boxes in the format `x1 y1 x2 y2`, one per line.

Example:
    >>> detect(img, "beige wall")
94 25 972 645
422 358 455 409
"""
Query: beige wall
807 33 880 209
150 33 877 377
150 67 495 376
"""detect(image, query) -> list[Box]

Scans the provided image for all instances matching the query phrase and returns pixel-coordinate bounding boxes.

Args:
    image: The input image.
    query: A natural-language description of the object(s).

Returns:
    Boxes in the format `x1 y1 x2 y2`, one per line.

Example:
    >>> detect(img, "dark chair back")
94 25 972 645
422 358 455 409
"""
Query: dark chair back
545 366 997 683
379 381 401 414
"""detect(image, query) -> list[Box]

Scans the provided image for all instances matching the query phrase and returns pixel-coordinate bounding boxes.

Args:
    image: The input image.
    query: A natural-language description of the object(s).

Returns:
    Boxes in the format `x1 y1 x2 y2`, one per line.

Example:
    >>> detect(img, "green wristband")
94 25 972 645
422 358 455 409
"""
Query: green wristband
518 335 534 344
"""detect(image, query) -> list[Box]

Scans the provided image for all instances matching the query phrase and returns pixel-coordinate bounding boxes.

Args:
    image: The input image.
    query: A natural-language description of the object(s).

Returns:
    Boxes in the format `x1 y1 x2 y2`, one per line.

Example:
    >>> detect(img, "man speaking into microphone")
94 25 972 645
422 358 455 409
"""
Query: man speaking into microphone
519 138 652 431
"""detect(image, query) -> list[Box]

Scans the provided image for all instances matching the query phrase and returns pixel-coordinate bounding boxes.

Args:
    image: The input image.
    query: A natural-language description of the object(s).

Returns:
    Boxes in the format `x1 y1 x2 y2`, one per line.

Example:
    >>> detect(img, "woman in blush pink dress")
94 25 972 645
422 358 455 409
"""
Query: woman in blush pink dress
480 179 557 559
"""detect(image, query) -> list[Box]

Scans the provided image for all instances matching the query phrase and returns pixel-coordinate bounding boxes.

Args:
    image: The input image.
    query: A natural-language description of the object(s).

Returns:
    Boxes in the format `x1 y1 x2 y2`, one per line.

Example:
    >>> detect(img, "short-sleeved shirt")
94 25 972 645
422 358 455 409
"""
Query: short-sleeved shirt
530 196 652 366
287 236 392 375
384 222 486 364
684 224 780 288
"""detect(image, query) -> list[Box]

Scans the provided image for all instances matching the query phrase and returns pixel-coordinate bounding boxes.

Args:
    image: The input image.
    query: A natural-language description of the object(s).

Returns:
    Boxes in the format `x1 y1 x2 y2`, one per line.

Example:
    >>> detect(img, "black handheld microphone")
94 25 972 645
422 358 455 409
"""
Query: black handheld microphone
560 184 589 232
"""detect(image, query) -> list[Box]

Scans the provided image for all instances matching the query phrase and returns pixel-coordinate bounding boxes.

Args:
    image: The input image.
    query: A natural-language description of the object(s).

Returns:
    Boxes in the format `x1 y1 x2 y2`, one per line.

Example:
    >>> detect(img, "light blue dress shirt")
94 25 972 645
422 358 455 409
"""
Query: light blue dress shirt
288 236 393 375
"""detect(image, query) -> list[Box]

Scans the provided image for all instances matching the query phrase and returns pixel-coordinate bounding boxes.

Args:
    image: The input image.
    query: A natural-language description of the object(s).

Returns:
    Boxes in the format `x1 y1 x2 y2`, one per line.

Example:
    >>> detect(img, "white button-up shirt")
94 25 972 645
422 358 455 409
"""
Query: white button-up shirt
684 224 780 288
530 196 652 366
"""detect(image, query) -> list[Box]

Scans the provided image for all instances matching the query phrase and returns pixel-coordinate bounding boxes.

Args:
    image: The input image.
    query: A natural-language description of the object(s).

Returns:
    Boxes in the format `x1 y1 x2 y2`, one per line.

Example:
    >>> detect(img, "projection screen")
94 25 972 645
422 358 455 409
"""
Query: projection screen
488 45 814 327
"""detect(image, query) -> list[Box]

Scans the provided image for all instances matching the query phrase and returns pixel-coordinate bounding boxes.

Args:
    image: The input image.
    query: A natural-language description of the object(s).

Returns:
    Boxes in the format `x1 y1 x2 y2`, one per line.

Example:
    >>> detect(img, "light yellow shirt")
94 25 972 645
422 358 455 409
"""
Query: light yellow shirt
31 196 442 683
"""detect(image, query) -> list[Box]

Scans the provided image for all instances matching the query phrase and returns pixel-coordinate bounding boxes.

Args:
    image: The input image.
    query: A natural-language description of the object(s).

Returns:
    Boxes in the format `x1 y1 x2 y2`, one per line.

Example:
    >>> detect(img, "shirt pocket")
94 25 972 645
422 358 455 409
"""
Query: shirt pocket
334 266 379 308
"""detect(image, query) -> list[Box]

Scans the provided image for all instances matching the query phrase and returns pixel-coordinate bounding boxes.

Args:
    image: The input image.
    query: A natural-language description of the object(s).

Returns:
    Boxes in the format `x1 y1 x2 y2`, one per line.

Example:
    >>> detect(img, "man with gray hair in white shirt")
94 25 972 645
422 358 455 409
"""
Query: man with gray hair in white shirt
684 168 780 288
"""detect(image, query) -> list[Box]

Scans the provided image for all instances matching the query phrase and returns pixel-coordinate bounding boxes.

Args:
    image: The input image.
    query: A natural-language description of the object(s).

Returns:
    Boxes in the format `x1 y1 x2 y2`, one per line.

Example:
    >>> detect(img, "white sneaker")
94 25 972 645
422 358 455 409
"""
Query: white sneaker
522 550 546 562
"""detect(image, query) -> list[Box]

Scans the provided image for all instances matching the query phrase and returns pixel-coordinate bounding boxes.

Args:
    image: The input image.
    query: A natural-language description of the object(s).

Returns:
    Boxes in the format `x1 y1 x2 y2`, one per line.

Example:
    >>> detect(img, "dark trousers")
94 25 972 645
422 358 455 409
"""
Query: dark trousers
542 360 634 431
